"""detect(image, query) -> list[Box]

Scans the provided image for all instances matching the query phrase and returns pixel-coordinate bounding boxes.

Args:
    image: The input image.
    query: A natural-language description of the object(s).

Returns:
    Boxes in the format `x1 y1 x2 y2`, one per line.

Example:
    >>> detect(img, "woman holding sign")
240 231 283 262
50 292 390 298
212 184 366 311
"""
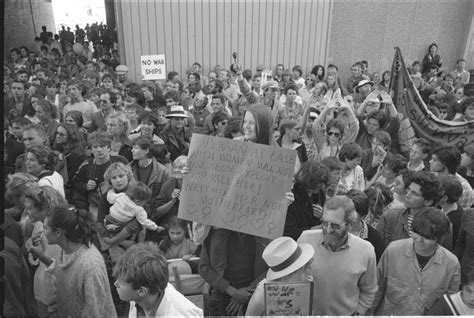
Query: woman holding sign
199 102 296 316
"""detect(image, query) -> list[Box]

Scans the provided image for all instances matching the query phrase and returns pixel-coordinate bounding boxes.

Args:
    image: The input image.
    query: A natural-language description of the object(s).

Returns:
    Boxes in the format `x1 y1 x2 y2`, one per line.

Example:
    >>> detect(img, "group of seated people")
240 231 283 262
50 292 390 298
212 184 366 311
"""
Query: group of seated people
3 37 474 316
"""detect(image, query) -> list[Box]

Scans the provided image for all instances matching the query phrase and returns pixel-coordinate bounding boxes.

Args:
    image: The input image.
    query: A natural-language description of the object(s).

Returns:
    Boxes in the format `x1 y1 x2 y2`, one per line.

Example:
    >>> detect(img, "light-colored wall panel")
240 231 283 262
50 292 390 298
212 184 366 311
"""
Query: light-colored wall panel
328 0 472 86
116 0 332 82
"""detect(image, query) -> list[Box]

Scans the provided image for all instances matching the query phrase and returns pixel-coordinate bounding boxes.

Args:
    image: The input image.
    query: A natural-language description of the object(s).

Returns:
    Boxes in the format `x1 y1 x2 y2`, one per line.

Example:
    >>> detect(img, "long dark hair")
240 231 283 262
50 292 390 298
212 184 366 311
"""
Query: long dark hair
158 216 189 254
47 204 94 246
53 123 86 154
242 104 274 145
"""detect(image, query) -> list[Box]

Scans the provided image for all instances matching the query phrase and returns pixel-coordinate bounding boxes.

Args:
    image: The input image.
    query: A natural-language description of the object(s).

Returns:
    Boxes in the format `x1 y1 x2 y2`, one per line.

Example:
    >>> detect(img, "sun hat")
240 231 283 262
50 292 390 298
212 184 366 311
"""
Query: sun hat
262 80 279 91
263 236 315 281
165 105 188 118
355 79 374 89
115 65 128 73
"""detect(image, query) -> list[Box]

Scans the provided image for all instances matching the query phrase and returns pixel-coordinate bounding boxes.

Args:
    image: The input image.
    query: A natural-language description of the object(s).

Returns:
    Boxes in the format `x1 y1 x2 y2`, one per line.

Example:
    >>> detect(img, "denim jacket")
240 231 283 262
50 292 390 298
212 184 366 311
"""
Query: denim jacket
370 238 460 315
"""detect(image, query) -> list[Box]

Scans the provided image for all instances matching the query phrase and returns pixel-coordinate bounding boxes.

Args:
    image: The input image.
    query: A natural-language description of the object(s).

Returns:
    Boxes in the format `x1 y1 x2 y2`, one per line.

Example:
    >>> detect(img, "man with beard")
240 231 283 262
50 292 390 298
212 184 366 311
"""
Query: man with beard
298 195 378 315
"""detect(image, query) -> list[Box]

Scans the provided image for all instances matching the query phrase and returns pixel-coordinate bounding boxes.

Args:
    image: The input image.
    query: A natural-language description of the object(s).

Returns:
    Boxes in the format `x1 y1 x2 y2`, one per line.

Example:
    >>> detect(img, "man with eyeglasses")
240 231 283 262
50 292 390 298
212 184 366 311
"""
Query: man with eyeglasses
369 208 460 315
298 195 378 315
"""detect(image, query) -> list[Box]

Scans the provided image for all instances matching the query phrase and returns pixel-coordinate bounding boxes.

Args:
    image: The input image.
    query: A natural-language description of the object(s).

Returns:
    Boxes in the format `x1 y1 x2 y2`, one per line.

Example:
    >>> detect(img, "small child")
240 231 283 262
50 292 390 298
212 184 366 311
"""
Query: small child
339 143 365 191
104 181 164 237
159 216 197 260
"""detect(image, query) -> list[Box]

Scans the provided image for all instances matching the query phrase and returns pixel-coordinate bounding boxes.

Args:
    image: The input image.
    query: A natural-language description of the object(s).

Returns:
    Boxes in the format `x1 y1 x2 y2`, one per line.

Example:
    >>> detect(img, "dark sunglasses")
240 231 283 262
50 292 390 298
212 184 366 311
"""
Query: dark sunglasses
327 132 341 137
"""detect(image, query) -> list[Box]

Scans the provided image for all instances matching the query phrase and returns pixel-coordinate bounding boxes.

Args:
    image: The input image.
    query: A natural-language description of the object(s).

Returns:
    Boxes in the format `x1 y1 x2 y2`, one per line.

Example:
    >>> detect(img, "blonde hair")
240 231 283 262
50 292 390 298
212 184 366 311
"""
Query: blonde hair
106 111 130 142
103 162 135 188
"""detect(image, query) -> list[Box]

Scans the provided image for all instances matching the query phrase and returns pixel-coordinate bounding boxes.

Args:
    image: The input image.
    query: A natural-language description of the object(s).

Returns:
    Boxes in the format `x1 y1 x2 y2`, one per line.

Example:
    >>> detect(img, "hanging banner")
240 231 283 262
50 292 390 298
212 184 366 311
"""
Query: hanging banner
390 47 474 148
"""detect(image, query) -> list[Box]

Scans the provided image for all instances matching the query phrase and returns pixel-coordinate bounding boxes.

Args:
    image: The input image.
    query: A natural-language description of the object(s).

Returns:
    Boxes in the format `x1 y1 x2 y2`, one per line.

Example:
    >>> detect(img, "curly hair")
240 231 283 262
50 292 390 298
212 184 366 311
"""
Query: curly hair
294 160 330 192
409 171 443 206
27 145 55 171
339 143 362 162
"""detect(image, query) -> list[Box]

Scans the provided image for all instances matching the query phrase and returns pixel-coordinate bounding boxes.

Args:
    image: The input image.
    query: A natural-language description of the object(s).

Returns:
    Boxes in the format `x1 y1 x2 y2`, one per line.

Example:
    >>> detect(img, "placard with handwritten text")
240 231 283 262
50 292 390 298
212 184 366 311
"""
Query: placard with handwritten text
178 134 295 239
264 282 313 316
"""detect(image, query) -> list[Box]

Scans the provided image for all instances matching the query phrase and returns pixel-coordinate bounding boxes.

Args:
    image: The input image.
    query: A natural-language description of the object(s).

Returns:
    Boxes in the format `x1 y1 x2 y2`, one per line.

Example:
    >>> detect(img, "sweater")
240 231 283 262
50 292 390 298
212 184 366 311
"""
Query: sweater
298 230 378 315
47 245 117 318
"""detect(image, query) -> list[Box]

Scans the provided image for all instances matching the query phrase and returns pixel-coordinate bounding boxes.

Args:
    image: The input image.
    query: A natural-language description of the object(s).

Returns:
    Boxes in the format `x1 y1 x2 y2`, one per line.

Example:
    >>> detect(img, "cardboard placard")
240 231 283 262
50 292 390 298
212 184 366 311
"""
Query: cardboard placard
264 281 313 316
178 134 295 239
141 54 166 80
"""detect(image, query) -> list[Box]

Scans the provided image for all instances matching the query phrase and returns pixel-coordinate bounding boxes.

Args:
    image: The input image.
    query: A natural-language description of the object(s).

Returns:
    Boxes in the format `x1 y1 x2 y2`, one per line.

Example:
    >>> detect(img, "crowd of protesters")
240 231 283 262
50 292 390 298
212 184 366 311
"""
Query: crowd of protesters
3 22 474 316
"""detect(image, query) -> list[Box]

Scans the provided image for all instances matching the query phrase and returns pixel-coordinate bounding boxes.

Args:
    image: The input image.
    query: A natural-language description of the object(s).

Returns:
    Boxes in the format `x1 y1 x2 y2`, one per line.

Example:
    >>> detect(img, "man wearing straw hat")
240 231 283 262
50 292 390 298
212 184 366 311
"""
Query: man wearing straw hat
161 105 191 161
245 236 315 316
298 195 378 315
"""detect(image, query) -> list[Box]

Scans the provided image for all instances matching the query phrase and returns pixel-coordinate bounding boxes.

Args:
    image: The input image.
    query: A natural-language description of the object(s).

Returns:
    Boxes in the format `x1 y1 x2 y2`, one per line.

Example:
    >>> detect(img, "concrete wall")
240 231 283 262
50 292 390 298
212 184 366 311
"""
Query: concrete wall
328 0 472 83
4 0 56 55
115 0 333 82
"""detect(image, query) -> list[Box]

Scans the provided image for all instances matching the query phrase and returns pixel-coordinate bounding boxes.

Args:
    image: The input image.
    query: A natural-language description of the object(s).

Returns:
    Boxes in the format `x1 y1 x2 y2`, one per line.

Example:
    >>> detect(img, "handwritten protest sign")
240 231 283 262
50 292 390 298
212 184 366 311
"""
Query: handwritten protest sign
264 282 313 316
178 134 295 239
141 54 166 80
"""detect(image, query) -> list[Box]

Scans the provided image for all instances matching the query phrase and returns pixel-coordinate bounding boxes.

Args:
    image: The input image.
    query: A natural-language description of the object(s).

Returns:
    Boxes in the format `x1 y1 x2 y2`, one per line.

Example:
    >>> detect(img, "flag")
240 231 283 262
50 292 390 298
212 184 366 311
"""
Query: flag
390 47 474 149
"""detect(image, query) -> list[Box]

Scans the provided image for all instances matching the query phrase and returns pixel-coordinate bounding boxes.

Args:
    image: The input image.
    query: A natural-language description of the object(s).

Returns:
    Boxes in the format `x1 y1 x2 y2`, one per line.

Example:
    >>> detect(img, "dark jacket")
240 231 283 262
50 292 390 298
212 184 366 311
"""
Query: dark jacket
283 182 325 240
199 228 268 292
130 158 170 213
71 155 128 209
161 125 190 161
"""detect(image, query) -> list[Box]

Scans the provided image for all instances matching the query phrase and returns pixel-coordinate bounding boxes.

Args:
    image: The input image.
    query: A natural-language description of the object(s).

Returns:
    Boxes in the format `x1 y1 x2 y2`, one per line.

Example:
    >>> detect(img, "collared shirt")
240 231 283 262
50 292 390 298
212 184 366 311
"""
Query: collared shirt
321 234 350 252
370 238 461 315
359 221 369 239
407 161 425 172
129 283 202 317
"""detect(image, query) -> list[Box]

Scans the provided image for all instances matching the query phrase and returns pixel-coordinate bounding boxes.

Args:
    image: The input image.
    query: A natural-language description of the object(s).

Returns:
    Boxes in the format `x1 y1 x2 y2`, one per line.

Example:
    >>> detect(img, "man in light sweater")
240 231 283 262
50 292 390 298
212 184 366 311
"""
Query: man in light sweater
298 195 378 315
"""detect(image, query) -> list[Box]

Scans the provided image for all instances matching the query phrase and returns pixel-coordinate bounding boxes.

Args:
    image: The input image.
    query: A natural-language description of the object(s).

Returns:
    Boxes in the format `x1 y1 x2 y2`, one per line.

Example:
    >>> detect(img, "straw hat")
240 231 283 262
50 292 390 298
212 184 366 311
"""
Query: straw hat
263 237 314 281
165 105 188 118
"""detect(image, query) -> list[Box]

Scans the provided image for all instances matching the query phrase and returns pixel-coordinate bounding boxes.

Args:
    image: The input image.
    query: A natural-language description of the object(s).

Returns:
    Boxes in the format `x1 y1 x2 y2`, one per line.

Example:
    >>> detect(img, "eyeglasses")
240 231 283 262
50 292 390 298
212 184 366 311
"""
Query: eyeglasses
327 132 341 137
99 99 110 104
56 132 67 136
218 121 228 125
320 218 347 230
307 78 315 81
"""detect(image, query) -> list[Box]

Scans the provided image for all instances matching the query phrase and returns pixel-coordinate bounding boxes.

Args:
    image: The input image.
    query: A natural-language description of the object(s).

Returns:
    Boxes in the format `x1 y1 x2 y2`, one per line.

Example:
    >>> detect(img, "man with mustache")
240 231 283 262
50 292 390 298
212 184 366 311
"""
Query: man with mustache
298 195 377 315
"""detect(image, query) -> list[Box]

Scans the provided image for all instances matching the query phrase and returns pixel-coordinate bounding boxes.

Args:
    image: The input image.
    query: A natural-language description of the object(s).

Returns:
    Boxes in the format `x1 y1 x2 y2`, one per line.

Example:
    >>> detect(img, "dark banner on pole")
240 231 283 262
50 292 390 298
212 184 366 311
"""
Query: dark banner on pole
390 47 474 148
